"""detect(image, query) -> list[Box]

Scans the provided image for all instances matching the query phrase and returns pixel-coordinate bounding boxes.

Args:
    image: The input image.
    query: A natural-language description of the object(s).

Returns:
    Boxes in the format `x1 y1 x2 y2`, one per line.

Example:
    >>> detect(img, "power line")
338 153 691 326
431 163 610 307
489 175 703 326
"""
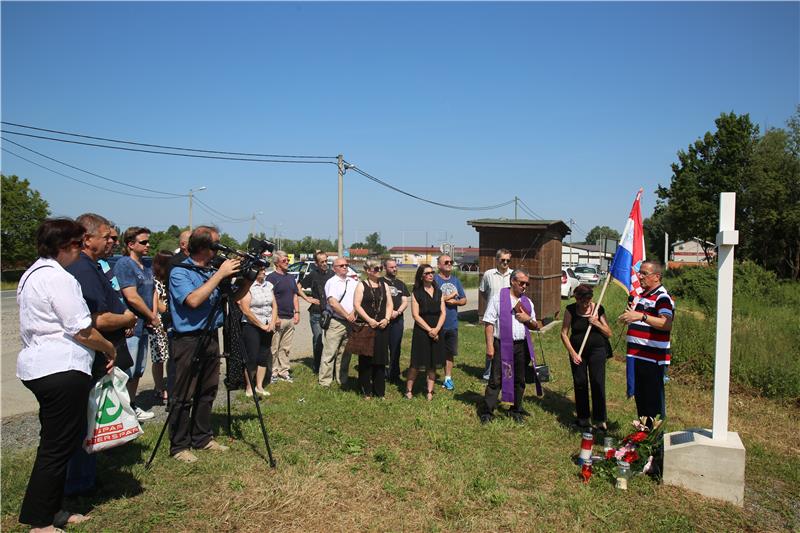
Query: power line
518 197 546 220
2 121 338 160
1 130 338 166
1 148 182 200
193 197 251 223
2 136 186 197
346 163 516 212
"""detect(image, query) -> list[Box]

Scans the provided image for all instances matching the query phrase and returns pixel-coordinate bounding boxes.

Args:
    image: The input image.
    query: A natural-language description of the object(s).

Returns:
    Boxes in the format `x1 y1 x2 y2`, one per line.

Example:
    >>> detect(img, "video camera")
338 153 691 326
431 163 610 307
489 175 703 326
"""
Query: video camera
210 237 275 281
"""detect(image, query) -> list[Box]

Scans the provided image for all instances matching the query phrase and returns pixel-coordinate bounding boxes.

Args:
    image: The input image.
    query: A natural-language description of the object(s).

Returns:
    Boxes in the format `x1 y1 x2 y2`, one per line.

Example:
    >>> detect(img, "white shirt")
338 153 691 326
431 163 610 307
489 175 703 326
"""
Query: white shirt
324 275 356 319
483 290 536 341
479 268 512 304
243 279 275 326
16 258 94 381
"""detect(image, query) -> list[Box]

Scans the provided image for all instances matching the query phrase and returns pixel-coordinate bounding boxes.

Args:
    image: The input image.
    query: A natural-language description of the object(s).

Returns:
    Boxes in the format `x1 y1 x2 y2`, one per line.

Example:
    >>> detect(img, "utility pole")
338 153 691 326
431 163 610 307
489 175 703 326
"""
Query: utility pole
188 186 207 231
250 211 263 240
568 218 575 266
664 232 670 270
514 196 518 219
338 154 344 259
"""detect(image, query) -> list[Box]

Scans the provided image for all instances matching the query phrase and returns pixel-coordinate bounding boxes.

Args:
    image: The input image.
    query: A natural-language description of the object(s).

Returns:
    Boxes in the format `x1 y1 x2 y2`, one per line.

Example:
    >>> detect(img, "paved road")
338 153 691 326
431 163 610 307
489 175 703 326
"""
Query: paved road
1 288 479 418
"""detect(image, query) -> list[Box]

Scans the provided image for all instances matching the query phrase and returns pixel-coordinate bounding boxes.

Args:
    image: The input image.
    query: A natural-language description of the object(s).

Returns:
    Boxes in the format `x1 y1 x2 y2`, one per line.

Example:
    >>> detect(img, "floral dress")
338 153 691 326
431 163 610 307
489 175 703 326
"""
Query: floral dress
151 279 170 363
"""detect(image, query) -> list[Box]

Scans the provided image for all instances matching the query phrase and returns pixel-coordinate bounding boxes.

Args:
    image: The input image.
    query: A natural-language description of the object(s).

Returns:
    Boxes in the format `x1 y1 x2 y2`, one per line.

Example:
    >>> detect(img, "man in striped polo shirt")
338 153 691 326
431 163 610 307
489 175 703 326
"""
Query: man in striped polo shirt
618 261 674 422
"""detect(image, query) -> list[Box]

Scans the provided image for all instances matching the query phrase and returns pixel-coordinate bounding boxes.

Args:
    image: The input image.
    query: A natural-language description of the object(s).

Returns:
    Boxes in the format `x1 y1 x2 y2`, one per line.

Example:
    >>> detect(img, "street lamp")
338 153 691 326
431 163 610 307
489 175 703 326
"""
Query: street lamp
188 186 207 231
250 211 264 239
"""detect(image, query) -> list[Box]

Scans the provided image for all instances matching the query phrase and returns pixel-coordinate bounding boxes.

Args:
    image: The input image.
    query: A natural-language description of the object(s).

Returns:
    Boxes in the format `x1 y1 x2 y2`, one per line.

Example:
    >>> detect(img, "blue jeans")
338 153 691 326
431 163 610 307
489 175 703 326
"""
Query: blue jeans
125 332 150 379
309 312 324 373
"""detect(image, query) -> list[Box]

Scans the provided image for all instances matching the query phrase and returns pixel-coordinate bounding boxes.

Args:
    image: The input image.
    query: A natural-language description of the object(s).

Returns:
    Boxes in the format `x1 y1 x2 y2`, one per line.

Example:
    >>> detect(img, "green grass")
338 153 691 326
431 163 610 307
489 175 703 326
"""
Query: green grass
2 302 798 532
1 281 18 290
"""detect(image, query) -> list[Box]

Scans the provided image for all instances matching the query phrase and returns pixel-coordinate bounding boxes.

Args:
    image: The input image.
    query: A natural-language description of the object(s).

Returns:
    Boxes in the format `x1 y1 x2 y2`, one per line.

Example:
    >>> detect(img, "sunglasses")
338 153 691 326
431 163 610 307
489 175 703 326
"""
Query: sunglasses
369 267 383 273
334 264 349 268
109 236 119 242
136 240 150 245
515 280 529 287
499 259 511 264
639 270 654 277
69 239 83 248
442 260 452 265
423 271 435 276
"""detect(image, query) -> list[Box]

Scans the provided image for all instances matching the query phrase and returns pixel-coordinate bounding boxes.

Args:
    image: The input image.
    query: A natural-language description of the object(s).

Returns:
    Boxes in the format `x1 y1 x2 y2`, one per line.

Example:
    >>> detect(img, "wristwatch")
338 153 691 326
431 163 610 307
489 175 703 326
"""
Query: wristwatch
641 313 648 322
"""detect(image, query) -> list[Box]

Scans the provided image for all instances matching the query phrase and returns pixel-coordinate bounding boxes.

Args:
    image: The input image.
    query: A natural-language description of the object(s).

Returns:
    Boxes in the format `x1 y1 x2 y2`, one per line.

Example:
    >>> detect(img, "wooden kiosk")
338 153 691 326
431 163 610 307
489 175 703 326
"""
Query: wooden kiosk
467 218 570 321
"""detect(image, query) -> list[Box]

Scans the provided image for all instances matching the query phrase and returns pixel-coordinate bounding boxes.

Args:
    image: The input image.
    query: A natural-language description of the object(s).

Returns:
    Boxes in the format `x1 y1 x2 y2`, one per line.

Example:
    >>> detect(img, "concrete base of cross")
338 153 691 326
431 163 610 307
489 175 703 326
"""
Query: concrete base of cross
663 428 745 506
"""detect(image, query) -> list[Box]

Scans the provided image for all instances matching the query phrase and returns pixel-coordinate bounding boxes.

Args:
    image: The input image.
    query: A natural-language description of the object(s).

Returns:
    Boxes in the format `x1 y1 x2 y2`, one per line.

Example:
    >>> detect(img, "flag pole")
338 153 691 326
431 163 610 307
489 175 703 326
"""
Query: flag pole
576 272 612 359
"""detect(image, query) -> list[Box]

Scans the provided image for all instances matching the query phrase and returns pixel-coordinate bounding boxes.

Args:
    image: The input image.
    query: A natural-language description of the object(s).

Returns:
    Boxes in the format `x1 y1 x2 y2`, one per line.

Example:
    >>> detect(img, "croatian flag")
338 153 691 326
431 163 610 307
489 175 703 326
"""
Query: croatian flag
608 188 645 397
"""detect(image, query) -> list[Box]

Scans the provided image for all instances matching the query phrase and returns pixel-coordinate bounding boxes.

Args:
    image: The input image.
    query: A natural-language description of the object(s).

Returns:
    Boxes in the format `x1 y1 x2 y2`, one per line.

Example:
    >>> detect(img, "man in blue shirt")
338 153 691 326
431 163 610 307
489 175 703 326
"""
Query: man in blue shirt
434 254 467 391
168 226 252 463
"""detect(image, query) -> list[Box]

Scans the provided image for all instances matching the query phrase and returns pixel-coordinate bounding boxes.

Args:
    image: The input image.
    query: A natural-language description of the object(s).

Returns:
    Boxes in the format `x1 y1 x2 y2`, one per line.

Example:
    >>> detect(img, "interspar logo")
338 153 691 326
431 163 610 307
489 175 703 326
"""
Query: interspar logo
86 425 141 446
96 379 123 424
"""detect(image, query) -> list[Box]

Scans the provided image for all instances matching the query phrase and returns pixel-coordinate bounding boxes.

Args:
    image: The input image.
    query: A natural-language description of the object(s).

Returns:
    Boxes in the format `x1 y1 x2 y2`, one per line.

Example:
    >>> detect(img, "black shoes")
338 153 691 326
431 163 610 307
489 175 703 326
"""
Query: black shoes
480 413 495 425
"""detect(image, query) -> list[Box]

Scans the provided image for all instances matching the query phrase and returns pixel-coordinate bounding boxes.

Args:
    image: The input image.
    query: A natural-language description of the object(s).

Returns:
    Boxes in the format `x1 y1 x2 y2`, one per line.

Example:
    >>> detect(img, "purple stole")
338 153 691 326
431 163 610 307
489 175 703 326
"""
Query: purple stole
498 287 543 402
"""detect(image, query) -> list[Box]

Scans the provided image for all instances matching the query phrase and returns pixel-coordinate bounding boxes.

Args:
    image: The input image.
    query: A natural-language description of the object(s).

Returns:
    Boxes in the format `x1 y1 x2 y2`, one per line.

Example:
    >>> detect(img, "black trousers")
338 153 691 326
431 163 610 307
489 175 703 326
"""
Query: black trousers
241 323 273 374
358 355 386 397
386 318 404 381
569 345 607 422
169 335 221 455
634 359 665 420
482 339 527 414
19 370 91 528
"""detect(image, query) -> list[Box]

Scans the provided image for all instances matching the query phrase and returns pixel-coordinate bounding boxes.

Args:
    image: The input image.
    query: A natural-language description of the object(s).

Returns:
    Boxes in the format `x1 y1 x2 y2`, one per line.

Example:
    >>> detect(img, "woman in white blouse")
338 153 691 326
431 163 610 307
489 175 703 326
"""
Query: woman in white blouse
237 267 278 397
16 218 116 532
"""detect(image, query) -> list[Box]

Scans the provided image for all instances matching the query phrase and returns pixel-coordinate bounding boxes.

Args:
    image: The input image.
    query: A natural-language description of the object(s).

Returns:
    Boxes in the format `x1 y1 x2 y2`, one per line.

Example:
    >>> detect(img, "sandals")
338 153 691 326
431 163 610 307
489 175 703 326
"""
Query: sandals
53 511 90 528
426 391 434 401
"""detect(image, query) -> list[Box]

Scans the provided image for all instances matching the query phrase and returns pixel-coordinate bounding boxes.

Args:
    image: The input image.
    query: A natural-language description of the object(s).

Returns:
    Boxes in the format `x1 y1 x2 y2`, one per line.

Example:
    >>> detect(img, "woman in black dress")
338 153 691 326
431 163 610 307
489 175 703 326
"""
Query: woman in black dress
560 284 613 430
406 264 446 400
353 260 393 398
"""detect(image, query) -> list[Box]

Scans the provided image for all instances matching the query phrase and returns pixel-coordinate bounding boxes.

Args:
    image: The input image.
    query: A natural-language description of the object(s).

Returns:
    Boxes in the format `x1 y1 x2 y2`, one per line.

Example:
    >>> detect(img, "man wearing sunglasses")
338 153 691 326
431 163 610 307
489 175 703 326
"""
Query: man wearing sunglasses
618 261 674 423
479 249 513 380
480 269 541 424
434 254 467 391
114 226 159 422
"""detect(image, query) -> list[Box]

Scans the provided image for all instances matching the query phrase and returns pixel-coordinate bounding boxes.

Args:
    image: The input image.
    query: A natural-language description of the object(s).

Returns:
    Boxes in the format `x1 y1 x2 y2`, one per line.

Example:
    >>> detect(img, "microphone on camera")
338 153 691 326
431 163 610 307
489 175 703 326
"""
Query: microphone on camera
211 242 236 255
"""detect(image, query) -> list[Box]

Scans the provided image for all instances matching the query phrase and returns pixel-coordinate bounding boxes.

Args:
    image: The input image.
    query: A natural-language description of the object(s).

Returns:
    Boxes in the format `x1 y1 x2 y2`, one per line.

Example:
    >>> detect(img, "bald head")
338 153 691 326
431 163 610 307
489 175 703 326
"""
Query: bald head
179 230 191 255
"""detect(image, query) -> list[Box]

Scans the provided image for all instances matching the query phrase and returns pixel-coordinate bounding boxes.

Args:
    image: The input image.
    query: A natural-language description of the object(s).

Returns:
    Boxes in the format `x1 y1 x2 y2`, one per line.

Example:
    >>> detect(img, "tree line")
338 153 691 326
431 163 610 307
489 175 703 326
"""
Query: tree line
645 107 800 280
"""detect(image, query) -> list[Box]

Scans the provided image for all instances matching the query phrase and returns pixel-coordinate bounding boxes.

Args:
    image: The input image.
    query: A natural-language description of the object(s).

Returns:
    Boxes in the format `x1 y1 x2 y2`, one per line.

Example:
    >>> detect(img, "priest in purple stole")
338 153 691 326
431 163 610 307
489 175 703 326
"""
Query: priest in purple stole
479 269 542 424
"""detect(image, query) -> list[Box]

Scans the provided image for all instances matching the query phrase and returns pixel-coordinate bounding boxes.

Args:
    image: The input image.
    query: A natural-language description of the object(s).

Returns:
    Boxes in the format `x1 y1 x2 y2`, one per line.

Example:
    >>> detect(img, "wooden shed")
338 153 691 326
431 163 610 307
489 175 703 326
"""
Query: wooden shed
467 219 570 322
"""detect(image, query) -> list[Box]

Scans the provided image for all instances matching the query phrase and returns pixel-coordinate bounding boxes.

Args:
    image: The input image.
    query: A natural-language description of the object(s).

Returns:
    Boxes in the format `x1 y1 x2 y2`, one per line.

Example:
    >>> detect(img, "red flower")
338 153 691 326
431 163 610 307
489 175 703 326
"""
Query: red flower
623 450 639 463
623 431 648 445
605 449 615 459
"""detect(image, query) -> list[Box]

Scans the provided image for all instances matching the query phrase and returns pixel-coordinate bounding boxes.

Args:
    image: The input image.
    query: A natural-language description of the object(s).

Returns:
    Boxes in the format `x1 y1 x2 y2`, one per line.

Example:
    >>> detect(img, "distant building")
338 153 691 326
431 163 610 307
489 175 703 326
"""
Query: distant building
671 238 716 263
388 246 479 266
562 243 615 271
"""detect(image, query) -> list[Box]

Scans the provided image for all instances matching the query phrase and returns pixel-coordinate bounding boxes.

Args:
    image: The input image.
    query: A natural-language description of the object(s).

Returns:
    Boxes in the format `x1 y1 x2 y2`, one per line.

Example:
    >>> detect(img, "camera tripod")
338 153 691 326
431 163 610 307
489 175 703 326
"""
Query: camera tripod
146 266 276 468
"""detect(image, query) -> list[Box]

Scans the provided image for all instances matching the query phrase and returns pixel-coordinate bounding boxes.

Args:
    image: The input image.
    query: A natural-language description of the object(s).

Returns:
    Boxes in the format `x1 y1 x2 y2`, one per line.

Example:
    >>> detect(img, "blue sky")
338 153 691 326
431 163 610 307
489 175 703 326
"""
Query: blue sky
2 1 798 249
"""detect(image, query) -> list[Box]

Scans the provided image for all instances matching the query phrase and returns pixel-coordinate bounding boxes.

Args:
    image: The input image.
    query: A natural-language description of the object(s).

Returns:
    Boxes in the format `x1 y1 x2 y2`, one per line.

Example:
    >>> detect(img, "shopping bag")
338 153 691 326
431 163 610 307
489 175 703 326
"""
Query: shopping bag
84 367 143 453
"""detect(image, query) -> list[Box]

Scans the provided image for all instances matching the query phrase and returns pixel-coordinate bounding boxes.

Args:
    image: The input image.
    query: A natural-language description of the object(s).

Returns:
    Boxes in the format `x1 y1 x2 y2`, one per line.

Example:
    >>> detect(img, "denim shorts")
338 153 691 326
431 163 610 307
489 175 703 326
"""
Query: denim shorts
125 332 150 378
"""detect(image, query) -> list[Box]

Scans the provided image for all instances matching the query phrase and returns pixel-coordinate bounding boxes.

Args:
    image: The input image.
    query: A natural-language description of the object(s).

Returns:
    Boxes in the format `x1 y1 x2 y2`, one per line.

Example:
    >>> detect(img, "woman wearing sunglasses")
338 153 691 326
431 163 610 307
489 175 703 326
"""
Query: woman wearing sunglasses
560 284 613 430
352 260 393 399
406 264 446 400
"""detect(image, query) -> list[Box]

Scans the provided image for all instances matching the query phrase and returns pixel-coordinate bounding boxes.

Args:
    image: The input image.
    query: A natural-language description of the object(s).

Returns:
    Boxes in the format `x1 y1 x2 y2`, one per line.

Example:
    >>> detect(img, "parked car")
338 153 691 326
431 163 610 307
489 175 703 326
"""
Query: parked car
573 264 601 286
287 261 359 295
561 268 580 298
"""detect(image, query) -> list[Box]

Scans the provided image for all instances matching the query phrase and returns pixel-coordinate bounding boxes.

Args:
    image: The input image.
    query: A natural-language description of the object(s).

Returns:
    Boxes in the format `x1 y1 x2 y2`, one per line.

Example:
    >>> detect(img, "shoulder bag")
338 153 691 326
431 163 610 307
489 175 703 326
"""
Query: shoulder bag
344 280 382 356
320 279 348 330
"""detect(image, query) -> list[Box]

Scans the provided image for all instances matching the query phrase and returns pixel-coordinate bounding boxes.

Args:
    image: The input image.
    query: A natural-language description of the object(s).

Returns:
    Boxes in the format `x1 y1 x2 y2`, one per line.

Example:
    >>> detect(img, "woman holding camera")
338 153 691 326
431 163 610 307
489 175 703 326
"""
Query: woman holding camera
406 264 446 400
352 260 393 399
238 267 278 396
560 284 613 430
17 218 116 531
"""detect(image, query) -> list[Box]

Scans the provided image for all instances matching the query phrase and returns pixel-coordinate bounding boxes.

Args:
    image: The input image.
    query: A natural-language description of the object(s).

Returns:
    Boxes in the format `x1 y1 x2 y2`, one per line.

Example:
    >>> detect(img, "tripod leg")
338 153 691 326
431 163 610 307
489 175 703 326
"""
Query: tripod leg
227 389 232 436
250 390 276 468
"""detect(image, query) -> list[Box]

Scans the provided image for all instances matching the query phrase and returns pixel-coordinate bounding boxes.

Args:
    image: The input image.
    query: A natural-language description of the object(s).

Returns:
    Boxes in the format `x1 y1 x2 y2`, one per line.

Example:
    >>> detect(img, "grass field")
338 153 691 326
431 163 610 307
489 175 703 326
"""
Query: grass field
2 288 798 532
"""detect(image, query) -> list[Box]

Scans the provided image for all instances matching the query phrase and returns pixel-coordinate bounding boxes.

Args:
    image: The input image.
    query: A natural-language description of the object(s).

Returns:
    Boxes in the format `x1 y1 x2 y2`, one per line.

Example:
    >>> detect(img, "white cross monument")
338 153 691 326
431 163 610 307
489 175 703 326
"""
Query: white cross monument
663 192 746 506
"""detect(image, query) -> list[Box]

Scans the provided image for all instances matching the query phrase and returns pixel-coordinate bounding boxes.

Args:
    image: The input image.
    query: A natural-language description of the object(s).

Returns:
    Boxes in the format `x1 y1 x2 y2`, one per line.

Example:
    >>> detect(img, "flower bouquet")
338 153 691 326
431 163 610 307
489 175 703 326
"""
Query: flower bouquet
589 416 665 485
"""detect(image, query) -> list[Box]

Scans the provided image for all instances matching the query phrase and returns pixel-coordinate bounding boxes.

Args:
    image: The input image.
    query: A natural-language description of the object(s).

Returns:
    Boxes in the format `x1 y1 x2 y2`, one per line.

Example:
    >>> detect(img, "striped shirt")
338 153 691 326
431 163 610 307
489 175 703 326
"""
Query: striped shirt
625 285 674 365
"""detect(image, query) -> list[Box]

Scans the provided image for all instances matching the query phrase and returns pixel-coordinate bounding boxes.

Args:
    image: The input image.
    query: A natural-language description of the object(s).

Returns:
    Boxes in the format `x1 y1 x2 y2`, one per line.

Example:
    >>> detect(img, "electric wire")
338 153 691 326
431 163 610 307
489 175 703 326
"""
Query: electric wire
1 136 186 197
0 130 337 165
346 163 516 211
518 197 546 220
1 121 337 159
193 197 251 223
1 148 182 200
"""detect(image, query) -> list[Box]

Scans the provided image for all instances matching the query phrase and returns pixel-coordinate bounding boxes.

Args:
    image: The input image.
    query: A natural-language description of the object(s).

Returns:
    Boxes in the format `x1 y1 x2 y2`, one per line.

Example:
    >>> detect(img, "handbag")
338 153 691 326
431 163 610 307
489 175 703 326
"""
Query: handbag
345 322 377 356
321 279 349 330
84 367 143 453
525 332 550 383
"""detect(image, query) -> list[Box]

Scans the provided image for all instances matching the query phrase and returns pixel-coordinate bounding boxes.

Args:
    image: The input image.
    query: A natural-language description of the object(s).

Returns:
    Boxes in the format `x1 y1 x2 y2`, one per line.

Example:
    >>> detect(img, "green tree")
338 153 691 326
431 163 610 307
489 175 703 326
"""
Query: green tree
149 224 185 254
350 232 387 256
656 110 800 278
657 112 760 262
1 175 50 268
585 225 621 245
643 209 669 264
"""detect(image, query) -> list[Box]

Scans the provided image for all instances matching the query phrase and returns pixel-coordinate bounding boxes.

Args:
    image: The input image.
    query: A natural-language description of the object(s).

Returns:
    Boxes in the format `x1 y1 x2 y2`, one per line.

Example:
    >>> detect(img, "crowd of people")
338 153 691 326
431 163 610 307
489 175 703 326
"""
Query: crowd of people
15 218 674 531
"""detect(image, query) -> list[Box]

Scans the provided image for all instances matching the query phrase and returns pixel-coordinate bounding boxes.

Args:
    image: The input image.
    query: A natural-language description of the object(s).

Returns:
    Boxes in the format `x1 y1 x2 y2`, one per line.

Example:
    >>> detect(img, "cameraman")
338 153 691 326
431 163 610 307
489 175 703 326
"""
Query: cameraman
168 226 253 463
